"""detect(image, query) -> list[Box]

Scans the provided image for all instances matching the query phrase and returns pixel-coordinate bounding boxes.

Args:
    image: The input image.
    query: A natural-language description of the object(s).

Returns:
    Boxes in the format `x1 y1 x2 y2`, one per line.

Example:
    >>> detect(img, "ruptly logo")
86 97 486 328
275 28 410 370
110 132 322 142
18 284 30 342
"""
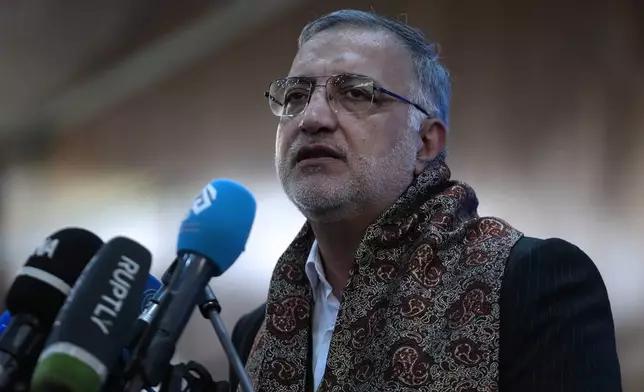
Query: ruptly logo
33 237 59 259
190 183 217 216
90 255 141 335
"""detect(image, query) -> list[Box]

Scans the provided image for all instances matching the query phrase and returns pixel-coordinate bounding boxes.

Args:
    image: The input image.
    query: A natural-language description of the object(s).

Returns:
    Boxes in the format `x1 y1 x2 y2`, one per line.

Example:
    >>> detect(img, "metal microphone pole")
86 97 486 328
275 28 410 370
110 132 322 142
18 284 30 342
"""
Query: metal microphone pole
199 286 256 392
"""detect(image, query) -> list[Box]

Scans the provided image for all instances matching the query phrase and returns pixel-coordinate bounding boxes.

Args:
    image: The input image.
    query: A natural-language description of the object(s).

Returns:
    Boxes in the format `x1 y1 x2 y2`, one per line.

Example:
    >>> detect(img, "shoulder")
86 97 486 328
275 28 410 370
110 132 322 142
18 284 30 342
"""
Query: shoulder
504 236 605 284
231 303 267 368
230 303 267 389
499 237 622 389
500 235 616 340
235 303 266 330
502 236 611 303
233 302 266 338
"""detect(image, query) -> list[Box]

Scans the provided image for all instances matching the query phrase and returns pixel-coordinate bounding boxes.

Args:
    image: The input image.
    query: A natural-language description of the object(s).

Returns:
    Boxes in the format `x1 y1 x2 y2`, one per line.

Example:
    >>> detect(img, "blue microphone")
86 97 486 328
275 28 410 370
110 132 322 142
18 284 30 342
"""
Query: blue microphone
141 274 162 313
176 179 256 275
139 179 256 387
0 311 10 336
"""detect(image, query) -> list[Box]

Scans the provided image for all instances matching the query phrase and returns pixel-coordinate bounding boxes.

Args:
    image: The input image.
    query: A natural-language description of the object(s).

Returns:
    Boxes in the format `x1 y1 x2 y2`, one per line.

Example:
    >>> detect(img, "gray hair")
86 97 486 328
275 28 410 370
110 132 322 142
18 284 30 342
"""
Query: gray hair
297 9 451 131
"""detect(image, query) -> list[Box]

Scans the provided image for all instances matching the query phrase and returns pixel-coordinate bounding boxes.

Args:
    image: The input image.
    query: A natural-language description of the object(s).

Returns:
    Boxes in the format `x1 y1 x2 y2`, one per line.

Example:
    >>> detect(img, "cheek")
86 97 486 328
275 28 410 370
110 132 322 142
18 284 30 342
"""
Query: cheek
341 118 377 155
350 121 397 158
274 132 282 155
275 126 294 158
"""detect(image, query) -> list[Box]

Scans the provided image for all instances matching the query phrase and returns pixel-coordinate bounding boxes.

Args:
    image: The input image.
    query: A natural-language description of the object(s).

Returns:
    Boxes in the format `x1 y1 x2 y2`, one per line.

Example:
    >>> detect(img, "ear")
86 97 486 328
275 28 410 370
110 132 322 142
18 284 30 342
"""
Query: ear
414 118 447 175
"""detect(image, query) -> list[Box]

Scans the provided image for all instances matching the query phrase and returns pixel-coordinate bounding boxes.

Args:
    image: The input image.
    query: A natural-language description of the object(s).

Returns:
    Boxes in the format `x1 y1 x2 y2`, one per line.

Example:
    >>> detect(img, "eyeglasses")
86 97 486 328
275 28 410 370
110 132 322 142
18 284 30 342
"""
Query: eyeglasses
264 73 432 118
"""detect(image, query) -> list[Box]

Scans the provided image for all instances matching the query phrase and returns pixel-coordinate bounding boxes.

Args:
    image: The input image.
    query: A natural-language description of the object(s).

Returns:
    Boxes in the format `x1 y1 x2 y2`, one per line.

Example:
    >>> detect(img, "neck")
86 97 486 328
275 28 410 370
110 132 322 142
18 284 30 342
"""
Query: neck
308 207 383 298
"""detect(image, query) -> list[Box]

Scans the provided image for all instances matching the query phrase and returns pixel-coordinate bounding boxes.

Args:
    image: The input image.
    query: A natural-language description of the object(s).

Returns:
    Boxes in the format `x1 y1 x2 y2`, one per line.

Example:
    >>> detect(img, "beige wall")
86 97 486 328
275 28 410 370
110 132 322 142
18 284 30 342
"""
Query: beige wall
1 0 642 388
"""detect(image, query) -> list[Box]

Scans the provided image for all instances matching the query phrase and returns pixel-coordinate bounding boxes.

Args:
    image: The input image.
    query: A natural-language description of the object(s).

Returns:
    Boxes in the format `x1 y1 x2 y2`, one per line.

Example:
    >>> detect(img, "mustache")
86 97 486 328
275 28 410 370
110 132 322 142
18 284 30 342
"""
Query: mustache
286 137 347 162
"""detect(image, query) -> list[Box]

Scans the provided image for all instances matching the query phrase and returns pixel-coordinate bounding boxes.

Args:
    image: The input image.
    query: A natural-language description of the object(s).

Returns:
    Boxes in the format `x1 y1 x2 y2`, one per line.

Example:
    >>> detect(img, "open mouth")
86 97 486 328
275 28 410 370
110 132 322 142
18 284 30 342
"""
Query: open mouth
295 144 344 163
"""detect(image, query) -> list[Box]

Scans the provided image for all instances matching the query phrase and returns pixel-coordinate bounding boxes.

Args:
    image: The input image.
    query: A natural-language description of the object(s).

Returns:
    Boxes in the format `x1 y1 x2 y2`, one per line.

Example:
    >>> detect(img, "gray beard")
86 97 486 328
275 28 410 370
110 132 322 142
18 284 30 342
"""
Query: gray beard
276 131 418 223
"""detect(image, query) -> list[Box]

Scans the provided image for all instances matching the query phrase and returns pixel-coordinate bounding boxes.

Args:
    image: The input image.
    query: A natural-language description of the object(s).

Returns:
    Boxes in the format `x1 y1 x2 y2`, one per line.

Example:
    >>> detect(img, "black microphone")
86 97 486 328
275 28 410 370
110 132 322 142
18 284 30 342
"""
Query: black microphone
30 236 152 392
126 258 242 392
137 179 256 388
121 259 179 385
0 228 104 390
131 258 178 344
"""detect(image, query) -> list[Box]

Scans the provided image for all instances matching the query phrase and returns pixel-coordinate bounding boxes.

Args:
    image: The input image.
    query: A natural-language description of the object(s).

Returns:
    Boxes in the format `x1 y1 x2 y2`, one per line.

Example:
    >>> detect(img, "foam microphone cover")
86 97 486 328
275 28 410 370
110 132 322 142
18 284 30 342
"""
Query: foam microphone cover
4 228 104 325
0 310 9 337
0 310 11 327
140 274 162 313
31 236 152 392
177 178 256 276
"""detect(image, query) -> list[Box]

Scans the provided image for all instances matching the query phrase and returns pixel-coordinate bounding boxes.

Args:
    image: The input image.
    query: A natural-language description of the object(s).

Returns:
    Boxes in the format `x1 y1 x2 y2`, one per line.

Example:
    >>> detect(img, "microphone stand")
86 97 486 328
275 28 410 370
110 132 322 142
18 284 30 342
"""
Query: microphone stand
123 258 255 392
198 286 256 392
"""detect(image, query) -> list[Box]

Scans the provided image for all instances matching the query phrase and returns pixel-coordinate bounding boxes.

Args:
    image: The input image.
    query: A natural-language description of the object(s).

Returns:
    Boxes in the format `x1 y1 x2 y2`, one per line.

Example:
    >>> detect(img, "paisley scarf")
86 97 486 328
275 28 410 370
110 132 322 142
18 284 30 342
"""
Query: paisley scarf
244 156 523 391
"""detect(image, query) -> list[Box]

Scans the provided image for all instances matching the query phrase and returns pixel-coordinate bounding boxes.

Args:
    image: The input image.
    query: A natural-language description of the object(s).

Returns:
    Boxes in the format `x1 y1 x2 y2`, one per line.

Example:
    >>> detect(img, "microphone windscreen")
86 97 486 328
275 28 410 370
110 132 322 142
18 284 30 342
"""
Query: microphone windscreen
0 274 160 335
0 310 9 336
31 236 152 392
5 228 104 325
140 274 162 313
0 310 11 326
177 179 256 276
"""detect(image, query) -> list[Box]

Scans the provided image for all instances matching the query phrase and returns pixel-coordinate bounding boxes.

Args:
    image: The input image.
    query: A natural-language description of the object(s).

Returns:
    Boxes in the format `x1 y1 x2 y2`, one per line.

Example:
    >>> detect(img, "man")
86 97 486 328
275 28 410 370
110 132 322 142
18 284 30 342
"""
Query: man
230 9 622 392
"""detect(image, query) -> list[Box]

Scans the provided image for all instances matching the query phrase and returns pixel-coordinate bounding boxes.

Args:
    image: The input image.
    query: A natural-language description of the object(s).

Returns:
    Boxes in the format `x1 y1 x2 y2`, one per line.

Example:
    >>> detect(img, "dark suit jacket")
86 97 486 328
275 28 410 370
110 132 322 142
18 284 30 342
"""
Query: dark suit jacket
229 237 623 391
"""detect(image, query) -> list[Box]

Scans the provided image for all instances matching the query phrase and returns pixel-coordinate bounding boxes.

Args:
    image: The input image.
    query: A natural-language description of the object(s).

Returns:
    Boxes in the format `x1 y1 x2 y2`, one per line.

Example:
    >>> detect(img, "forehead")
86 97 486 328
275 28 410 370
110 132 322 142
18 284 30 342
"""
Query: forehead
289 29 413 91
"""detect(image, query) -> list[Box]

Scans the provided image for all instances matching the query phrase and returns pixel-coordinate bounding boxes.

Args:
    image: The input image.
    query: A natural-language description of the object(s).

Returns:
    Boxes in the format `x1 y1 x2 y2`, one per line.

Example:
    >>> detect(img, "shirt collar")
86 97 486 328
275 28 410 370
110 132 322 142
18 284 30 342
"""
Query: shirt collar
305 240 332 297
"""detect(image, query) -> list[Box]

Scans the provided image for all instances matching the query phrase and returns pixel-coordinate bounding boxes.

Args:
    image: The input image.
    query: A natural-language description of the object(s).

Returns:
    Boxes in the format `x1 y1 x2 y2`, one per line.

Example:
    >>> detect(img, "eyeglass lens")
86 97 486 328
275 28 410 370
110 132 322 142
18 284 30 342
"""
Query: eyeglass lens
267 74 375 117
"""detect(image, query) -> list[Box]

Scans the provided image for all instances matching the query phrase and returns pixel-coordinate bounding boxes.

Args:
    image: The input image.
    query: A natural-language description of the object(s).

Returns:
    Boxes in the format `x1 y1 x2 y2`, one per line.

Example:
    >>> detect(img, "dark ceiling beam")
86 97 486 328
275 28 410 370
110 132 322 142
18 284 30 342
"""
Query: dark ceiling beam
0 0 301 139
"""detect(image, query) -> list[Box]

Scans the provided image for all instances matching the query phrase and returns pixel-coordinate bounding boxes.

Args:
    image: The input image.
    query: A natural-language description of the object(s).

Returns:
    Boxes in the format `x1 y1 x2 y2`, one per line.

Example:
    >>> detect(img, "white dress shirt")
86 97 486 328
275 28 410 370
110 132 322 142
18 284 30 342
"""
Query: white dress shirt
304 240 340 392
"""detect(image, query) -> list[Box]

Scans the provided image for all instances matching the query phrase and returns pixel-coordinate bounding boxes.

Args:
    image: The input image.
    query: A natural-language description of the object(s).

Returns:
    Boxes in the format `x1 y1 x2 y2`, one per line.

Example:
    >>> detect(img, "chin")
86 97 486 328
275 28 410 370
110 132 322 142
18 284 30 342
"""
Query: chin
288 181 351 212
298 201 358 224
293 171 344 189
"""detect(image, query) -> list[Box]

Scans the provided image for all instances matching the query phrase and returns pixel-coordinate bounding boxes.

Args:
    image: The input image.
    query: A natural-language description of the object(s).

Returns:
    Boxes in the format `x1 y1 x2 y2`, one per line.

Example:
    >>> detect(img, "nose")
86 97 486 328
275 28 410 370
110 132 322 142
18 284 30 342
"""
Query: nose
298 86 338 135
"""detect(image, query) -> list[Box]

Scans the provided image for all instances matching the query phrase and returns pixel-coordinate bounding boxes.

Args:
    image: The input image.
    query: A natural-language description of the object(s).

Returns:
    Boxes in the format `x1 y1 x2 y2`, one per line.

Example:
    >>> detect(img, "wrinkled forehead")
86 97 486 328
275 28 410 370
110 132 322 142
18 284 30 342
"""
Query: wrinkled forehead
289 29 414 91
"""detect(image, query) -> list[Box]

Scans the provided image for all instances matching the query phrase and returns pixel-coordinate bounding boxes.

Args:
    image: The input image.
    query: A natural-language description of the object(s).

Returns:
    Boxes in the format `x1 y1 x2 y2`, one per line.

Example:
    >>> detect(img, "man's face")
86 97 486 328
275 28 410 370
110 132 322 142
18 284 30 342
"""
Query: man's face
275 29 419 222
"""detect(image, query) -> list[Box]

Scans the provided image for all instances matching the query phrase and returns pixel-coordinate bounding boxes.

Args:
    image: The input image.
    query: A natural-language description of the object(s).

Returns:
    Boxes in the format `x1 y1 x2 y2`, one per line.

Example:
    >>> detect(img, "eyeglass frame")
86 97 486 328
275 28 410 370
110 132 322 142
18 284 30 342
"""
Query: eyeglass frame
264 73 433 119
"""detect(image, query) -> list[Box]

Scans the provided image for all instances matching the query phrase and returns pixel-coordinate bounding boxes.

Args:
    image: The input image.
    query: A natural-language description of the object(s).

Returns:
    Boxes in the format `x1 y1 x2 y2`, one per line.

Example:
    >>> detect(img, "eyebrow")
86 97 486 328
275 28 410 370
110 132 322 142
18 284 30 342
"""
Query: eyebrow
286 73 387 87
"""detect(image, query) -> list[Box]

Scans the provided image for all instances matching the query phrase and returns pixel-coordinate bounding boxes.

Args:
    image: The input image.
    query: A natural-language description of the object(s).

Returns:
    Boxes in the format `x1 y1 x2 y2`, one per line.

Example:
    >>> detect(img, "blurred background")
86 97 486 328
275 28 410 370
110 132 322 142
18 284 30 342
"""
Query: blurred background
0 0 642 389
